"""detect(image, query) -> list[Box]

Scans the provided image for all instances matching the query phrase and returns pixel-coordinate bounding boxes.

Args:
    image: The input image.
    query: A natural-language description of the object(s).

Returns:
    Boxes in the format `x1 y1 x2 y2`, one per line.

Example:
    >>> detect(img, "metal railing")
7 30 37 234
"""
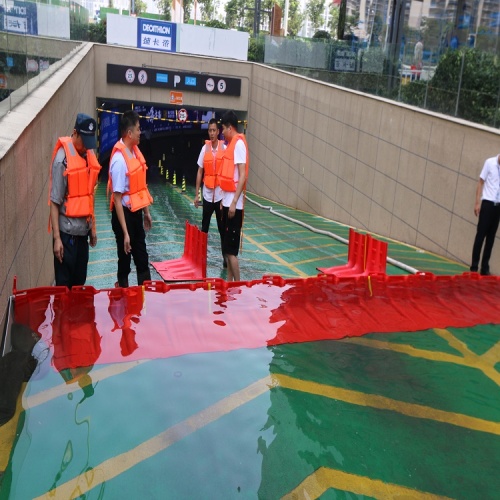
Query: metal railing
259 35 500 129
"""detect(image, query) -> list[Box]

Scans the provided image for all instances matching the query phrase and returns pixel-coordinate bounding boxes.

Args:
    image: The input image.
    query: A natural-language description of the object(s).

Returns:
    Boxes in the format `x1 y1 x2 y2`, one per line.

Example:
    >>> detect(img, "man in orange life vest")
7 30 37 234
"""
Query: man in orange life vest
219 110 249 281
194 118 226 266
49 113 101 288
109 110 153 287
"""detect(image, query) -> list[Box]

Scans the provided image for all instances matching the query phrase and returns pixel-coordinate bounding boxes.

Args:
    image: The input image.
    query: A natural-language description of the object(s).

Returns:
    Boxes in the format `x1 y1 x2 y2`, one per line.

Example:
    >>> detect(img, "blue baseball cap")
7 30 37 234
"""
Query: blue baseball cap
75 113 97 150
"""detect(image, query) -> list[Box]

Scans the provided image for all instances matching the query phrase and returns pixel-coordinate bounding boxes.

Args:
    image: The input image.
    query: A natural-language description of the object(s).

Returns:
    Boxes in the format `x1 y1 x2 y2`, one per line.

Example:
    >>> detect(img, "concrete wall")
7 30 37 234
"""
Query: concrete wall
1 42 499 323
0 42 96 315
246 63 500 272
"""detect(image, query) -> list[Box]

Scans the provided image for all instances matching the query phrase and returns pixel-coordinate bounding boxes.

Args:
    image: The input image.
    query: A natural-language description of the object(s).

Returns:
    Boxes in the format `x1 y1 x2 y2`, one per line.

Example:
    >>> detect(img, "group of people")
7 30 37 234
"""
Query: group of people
49 108 499 288
49 109 249 290
193 113 248 281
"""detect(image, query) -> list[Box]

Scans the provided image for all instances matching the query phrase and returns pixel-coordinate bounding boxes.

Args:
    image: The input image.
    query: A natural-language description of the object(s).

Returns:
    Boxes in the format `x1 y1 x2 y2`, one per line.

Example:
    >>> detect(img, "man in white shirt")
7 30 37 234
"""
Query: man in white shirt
470 154 500 275
108 110 153 287
218 111 249 281
194 118 226 266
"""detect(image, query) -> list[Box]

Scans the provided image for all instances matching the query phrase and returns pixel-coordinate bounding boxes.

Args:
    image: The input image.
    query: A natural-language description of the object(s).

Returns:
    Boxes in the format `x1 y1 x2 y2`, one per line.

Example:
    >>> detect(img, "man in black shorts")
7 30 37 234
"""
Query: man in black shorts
218 111 249 281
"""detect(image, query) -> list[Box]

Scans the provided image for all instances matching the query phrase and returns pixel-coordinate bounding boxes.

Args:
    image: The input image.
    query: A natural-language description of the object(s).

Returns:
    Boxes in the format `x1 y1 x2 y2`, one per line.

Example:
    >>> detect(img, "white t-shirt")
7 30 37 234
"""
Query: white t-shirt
479 156 500 203
222 139 246 210
110 139 131 207
197 141 225 203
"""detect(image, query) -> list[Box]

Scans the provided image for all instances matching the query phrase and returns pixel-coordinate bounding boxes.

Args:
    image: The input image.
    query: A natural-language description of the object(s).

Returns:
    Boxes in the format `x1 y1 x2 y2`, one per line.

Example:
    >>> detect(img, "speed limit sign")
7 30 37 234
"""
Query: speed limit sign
177 108 188 123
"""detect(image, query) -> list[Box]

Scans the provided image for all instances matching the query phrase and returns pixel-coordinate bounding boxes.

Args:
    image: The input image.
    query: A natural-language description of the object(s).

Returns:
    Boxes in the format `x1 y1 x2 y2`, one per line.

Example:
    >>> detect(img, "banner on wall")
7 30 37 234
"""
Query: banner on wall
99 110 121 156
0 0 37 35
137 18 176 53
99 106 214 155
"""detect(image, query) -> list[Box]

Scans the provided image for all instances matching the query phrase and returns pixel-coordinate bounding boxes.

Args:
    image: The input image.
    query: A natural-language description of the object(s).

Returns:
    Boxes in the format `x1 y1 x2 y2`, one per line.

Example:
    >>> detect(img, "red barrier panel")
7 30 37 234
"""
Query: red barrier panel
317 229 368 276
151 220 207 281
319 232 388 278
9 273 500 368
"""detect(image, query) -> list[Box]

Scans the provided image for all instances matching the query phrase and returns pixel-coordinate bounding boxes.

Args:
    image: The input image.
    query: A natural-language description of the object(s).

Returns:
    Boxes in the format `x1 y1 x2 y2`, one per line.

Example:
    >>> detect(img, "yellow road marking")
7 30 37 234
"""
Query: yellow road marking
273 373 500 436
275 244 342 255
25 361 147 410
434 328 500 387
31 361 500 497
243 234 308 277
0 383 26 472
342 332 500 387
282 467 452 499
36 376 272 499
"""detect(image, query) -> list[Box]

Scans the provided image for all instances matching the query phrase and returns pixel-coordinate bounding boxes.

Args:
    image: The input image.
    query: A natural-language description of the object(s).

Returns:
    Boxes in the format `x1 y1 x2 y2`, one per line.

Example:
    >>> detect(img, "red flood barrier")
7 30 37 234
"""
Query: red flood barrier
317 229 388 277
9 273 500 368
151 220 207 281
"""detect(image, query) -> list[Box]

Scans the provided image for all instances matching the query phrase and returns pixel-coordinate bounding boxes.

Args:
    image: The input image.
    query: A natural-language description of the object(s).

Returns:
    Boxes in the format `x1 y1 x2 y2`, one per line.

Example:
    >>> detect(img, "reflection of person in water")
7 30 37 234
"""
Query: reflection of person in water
51 288 101 400
107 287 144 357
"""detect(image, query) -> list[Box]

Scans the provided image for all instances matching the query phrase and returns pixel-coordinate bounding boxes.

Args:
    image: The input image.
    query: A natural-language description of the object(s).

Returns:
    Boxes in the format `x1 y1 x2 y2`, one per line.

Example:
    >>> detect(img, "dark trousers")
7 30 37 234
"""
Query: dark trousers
471 200 500 274
201 199 224 256
221 206 243 257
112 207 151 287
54 231 89 288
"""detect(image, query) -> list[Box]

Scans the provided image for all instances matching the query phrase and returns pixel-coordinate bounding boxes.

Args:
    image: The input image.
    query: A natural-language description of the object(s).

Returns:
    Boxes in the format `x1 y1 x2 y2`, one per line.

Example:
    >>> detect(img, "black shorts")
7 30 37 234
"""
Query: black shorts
221 206 243 256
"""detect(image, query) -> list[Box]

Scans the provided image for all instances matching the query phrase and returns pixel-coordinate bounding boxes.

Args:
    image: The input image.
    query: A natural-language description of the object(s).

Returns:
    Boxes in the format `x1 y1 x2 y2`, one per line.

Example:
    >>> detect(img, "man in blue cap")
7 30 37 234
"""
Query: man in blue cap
48 113 102 288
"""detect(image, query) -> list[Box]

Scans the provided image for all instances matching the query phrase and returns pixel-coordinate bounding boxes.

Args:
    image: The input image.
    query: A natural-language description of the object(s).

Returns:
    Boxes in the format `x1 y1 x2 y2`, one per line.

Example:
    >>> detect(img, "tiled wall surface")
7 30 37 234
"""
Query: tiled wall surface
246 63 500 272
1 44 499 320
0 43 96 314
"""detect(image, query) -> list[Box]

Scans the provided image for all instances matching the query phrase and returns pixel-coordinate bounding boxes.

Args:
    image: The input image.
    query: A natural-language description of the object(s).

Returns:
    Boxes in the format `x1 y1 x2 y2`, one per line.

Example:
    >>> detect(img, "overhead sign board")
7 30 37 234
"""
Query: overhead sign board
107 64 241 96
137 18 176 53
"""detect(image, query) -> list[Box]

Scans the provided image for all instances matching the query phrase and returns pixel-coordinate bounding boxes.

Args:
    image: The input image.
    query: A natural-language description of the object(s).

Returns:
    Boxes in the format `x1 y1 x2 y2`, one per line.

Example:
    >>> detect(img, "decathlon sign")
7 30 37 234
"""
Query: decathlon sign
137 19 176 53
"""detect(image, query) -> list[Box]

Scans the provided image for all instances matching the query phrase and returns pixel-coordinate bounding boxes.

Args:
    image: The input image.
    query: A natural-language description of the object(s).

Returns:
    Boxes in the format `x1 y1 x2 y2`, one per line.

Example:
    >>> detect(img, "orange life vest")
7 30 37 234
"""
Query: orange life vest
218 134 249 192
48 136 101 220
202 140 224 189
108 141 153 212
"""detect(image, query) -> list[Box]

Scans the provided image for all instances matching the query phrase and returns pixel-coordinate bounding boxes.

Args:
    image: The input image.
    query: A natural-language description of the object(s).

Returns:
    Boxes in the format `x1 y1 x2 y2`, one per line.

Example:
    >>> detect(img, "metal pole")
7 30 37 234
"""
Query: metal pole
455 50 465 117
283 0 289 35
494 83 500 128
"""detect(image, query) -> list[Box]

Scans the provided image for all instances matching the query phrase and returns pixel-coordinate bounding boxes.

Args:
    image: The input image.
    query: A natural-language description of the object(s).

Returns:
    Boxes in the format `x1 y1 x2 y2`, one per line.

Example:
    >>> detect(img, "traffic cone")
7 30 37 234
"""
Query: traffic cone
162 153 165 161
165 168 169 181
182 176 186 192
159 160 163 176
173 171 177 186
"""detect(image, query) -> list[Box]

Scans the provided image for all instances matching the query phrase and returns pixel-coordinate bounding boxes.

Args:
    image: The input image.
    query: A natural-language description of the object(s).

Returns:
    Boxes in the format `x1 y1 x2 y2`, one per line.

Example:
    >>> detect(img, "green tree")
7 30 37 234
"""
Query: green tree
88 19 107 43
306 0 325 33
183 0 194 22
400 48 500 127
328 5 339 38
248 36 264 61
313 29 330 40
154 0 172 20
135 0 147 15
205 19 227 29
198 0 217 21
278 0 304 37
225 0 252 31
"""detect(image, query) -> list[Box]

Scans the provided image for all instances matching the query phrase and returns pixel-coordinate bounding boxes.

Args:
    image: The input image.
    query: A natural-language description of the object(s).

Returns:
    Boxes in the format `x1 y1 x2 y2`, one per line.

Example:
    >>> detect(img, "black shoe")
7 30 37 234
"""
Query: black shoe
480 271 491 276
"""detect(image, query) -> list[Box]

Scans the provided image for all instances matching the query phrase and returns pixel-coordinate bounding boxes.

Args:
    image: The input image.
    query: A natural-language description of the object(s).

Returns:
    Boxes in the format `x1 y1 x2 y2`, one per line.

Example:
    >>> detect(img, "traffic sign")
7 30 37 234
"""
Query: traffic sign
177 108 188 123
170 91 183 105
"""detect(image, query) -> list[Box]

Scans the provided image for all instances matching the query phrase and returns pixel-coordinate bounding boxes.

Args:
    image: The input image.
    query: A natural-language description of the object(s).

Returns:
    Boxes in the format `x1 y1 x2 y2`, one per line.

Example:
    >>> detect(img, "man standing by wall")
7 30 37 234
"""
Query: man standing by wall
470 154 500 276
49 113 101 288
109 110 153 287
194 118 226 267
219 110 249 281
